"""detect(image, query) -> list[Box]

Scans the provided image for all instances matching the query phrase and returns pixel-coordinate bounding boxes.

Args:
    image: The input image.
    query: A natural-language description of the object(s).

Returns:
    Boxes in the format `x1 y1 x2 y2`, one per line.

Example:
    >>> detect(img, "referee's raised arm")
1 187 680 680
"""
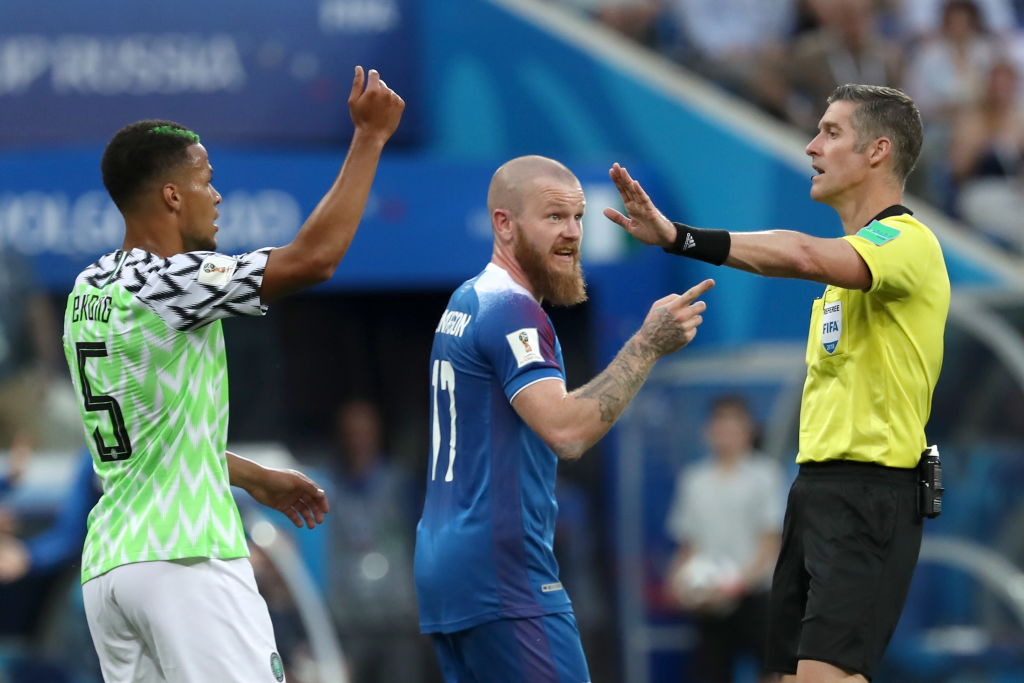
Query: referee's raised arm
604 162 872 289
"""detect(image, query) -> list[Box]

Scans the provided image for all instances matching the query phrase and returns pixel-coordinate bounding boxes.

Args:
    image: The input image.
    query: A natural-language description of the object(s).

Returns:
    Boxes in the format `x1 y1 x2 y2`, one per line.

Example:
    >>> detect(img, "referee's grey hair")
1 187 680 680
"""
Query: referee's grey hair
828 84 923 185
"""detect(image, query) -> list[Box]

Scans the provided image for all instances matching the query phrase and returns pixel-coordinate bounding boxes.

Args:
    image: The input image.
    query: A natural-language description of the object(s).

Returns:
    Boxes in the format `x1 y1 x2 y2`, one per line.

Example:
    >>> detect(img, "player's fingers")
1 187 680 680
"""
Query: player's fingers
299 494 326 526
294 478 329 524
366 68 381 90
349 65 364 102
668 299 706 320
282 506 304 529
651 292 680 309
675 279 716 305
296 499 318 529
311 486 329 517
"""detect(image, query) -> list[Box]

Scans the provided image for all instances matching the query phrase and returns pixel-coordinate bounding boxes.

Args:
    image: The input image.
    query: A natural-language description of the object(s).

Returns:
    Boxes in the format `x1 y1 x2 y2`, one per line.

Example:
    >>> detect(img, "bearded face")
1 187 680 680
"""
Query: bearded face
513 225 587 307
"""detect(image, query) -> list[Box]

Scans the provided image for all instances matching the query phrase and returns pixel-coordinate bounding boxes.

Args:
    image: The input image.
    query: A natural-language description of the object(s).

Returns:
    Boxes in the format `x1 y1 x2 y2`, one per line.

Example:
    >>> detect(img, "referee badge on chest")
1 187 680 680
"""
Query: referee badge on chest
822 300 842 354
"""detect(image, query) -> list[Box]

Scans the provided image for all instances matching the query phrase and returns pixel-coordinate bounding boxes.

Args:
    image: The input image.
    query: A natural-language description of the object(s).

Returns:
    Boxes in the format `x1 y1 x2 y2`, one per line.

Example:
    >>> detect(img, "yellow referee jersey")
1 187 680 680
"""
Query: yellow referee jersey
797 207 950 469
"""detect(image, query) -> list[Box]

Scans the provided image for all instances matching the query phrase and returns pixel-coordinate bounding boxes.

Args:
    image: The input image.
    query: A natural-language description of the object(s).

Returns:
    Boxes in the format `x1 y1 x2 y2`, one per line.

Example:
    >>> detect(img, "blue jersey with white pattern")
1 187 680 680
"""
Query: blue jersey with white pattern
414 264 573 634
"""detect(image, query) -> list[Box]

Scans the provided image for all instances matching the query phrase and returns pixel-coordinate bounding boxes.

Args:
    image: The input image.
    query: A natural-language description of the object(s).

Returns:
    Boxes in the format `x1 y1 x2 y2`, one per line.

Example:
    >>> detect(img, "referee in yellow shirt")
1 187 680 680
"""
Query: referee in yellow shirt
605 84 950 682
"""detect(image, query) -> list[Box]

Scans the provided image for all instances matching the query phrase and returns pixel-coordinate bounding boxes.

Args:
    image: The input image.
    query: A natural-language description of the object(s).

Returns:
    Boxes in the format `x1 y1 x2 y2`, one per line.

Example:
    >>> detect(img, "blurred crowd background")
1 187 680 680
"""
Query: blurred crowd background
1 0 1024 681
565 0 1024 255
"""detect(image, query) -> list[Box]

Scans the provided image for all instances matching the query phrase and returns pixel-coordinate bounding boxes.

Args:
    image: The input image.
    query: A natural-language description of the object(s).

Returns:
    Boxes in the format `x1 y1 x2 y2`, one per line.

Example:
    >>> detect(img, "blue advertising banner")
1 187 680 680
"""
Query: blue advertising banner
0 0 418 147
0 148 637 292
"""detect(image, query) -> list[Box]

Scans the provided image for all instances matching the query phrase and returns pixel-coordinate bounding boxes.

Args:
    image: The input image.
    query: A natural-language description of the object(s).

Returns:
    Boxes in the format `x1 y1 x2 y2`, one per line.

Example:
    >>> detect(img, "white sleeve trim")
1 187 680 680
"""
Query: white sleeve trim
508 375 564 403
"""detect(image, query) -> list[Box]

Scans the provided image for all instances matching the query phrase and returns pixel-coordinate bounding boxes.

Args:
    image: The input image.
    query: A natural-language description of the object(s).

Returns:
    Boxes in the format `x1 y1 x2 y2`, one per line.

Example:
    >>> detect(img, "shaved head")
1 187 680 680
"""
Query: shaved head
487 155 587 306
487 155 581 216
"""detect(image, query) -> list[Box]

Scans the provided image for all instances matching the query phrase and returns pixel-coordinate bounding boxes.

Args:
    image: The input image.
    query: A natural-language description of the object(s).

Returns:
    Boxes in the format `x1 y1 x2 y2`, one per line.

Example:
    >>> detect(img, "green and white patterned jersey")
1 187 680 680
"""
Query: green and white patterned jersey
62 247 271 584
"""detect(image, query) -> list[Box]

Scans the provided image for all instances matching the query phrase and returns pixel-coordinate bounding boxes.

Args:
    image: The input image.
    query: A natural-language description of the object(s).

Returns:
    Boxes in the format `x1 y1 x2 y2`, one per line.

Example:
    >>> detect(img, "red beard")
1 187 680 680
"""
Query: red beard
514 232 587 307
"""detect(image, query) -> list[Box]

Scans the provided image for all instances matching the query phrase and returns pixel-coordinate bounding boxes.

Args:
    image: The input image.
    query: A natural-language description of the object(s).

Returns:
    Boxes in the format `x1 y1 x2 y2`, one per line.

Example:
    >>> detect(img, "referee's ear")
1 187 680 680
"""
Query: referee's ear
867 136 893 170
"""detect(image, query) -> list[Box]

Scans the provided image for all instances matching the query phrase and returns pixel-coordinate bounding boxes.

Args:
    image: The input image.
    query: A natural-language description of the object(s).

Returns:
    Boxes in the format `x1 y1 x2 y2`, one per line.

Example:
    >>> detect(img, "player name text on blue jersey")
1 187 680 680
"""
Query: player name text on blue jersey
435 309 473 337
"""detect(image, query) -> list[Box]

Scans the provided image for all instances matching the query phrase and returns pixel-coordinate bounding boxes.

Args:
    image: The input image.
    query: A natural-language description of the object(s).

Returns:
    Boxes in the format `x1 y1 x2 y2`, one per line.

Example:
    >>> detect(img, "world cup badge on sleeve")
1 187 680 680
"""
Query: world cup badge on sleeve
197 254 236 287
506 327 544 367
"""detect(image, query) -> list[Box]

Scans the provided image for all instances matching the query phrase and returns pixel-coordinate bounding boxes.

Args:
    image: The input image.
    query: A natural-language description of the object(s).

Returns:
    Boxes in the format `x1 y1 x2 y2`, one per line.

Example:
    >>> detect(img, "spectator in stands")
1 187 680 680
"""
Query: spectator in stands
557 0 663 47
905 1 1000 123
247 542 317 683
898 0 1018 40
660 0 797 115
324 398 424 683
783 0 903 132
904 0 1003 201
0 450 98 587
0 449 101 678
0 251 59 461
0 434 29 498
1008 30 1024 94
553 473 612 676
664 395 785 683
949 57 1024 252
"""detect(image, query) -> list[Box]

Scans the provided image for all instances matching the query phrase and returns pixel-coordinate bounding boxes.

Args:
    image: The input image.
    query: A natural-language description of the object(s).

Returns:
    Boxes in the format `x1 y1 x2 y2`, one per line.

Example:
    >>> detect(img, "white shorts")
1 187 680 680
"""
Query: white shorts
83 557 286 683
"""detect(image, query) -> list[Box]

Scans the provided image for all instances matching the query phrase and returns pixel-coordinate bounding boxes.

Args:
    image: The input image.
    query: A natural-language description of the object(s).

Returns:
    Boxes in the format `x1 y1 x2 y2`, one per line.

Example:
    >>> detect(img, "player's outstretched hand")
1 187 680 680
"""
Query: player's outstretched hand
348 65 405 143
247 468 330 530
637 279 715 357
604 163 676 248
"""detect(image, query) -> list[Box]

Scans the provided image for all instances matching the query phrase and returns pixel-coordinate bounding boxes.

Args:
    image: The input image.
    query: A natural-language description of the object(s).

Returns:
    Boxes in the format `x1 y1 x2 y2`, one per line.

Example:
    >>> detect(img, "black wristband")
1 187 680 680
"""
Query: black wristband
663 222 731 265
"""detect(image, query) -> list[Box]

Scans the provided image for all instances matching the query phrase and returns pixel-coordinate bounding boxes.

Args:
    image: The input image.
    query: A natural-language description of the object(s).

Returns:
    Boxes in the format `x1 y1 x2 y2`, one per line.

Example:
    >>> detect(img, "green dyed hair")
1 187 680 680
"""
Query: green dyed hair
101 119 202 211
148 124 200 143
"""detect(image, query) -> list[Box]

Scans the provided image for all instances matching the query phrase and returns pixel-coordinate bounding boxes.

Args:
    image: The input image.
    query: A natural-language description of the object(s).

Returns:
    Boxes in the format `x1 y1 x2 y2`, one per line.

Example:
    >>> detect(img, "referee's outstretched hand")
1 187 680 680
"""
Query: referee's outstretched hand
637 279 715 357
604 163 676 249
248 468 330 530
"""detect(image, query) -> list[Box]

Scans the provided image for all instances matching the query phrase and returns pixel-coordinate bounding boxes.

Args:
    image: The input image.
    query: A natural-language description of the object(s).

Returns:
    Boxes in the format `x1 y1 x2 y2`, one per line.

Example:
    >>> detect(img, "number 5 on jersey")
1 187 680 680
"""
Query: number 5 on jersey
75 341 133 461
431 359 456 482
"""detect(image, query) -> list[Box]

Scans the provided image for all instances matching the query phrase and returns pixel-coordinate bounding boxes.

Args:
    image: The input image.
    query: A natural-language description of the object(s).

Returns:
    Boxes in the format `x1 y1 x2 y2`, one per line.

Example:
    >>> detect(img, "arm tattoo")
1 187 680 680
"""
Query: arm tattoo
642 307 684 355
574 336 658 423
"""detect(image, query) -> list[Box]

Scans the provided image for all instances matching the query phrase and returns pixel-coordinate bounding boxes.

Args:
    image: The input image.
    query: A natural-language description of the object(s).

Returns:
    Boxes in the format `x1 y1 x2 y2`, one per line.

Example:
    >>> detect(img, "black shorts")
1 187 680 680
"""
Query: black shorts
765 460 923 679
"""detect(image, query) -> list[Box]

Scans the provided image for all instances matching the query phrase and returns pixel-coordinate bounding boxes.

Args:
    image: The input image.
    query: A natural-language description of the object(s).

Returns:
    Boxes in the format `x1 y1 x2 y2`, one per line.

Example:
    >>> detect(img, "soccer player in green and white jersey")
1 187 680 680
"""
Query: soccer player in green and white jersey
63 66 404 682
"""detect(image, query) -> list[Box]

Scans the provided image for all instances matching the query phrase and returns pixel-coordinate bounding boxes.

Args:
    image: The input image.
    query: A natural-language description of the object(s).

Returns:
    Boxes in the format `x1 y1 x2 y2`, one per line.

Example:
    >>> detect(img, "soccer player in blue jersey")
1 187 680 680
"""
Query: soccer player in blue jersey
414 155 715 682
